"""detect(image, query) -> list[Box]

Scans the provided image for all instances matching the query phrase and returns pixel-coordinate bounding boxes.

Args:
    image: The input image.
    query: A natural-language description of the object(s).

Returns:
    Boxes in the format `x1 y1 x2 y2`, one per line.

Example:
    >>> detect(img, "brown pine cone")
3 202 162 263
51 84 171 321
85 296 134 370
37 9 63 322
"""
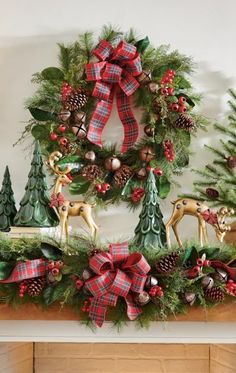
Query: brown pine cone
64 88 88 111
114 165 133 188
26 277 46 297
174 114 196 131
82 164 103 182
204 286 225 302
155 252 180 274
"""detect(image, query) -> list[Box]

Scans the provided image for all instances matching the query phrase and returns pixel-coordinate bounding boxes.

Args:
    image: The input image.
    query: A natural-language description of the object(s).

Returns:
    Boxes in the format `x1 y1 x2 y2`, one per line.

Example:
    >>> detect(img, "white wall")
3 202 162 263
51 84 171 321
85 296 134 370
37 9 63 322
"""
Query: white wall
0 0 235 243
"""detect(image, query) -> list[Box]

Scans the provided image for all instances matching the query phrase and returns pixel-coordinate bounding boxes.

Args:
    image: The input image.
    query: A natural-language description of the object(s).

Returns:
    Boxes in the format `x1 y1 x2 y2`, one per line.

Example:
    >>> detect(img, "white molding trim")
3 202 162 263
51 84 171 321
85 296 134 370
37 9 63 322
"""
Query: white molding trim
0 321 235 343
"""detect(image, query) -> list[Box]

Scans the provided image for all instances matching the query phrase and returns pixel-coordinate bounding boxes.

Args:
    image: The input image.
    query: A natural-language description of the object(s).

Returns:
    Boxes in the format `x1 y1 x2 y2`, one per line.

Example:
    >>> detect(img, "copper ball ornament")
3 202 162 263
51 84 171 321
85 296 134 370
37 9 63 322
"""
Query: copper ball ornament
58 110 71 122
148 82 159 93
136 168 147 180
72 123 87 139
136 70 151 85
85 150 96 162
144 124 155 137
134 291 151 306
139 146 156 163
104 156 121 171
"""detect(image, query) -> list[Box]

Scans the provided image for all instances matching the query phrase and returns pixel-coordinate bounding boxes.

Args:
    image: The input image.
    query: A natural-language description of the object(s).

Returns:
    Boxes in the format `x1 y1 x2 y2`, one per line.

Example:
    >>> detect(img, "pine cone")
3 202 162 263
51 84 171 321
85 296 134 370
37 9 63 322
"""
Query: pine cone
206 187 219 199
155 252 180 274
227 156 236 169
64 88 88 111
82 164 103 182
204 286 225 302
174 114 196 131
114 165 133 188
26 277 46 297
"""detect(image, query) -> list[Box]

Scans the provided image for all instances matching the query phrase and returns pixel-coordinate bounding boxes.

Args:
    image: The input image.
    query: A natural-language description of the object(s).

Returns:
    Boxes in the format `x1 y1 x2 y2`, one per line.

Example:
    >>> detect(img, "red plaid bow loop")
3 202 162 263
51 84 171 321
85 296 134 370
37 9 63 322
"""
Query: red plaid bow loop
0 259 47 283
84 242 150 327
86 40 142 153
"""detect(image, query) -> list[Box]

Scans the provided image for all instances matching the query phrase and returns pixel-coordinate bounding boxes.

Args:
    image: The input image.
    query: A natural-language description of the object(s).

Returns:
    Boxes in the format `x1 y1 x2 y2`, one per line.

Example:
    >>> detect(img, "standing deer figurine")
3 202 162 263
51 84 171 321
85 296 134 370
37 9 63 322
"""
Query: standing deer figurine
166 198 234 247
47 151 98 239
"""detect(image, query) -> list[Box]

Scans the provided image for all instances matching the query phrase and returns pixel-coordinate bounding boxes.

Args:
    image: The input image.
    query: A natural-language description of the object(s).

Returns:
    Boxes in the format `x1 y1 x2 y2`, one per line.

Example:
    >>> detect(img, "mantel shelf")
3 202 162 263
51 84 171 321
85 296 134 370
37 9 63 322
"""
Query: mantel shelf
0 301 235 322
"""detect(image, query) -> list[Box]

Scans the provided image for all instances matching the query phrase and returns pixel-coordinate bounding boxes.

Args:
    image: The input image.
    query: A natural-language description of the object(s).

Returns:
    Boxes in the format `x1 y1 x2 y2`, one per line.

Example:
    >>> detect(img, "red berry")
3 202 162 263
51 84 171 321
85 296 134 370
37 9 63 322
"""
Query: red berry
58 124 67 133
228 279 234 284
154 168 163 176
171 103 179 112
197 258 203 266
203 260 211 267
179 105 187 113
48 262 55 270
59 137 68 146
167 69 175 76
50 132 58 141
95 184 102 192
168 78 173 84
160 88 169 96
55 260 63 269
76 279 84 290
193 265 201 273
168 87 175 96
51 267 60 276
102 183 110 192
178 96 186 105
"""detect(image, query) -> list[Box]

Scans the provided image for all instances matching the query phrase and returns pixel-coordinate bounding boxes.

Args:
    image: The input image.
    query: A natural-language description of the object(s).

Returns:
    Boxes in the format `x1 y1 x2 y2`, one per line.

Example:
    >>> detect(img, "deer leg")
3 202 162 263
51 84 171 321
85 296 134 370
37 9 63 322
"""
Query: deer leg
59 212 67 239
198 217 204 247
202 221 208 244
172 220 183 248
65 219 69 240
81 212 98 238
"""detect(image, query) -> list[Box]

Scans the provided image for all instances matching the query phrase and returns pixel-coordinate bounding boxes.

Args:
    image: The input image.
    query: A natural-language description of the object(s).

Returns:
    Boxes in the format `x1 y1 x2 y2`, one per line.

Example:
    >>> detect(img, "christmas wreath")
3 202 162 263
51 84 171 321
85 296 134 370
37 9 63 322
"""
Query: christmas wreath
0 234 235 329
22 25 207 208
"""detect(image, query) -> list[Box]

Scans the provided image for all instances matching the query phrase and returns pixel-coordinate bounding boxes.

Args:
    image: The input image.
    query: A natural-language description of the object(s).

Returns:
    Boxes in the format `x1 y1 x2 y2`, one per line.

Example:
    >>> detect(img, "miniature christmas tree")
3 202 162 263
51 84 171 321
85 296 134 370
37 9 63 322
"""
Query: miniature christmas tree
14 141 59 227
133 169 167 250
0 166 17 231
189 89 236 210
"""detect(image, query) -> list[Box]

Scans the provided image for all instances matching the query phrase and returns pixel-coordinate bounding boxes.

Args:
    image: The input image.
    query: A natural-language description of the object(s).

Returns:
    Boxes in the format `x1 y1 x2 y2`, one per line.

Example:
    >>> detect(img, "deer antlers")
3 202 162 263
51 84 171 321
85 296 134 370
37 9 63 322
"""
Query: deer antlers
46 151 71 175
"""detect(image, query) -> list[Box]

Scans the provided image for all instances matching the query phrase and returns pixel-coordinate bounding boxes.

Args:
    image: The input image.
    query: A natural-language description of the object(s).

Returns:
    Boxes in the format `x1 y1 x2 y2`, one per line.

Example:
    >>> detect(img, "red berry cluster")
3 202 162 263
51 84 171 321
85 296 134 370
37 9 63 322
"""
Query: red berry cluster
160 69 176 94
61 82 73 102
95 183 110 194
82 297 93 313
130 187 145 203
48 260 64 277
187 258 211 279
75 278 84 290
50 132 68 145
196 258 211 267
149 285 164 298
164 140 175 162
226 280 236 296
19 280 28 297
170 96 187 113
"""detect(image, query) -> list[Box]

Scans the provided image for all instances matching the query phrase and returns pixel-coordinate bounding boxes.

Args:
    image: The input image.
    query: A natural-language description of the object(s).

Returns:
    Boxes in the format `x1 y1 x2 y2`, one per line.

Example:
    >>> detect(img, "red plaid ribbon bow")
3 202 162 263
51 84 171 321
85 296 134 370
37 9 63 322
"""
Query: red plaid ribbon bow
0 259 47 283
86 40 142 153
84 242 150 327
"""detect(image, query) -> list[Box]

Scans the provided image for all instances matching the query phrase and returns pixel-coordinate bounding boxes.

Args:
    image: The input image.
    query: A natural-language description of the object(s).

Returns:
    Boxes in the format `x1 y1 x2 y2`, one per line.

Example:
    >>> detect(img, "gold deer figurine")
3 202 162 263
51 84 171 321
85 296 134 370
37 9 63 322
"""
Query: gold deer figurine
166 198 234 248
47 151 98 239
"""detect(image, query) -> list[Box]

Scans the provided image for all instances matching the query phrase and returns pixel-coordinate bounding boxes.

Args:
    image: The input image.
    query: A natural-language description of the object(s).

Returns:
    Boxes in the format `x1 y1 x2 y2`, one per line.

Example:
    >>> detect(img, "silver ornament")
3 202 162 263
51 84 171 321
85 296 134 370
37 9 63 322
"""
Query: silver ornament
201 276 214 290
184 292 196 306
215 268 228 283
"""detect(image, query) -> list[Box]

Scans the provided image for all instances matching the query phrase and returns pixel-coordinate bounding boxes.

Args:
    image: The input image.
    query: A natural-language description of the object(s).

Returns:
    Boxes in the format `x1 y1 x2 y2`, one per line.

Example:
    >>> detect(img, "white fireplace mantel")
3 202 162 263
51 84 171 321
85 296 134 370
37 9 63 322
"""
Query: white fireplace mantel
0 321 235 343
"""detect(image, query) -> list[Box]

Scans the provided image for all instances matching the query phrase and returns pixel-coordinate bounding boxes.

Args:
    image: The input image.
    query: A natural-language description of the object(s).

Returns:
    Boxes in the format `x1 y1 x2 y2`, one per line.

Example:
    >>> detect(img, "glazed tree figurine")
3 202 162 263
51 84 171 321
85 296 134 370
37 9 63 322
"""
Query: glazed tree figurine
0 166 17 231
133 169 167 251
14 141 59 227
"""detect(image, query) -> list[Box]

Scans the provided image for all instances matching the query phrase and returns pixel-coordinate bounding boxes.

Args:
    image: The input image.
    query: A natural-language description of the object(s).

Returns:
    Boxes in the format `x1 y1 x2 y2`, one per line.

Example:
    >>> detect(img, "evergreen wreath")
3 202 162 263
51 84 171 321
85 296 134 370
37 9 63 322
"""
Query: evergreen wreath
0 234 235 329
21 25 207 208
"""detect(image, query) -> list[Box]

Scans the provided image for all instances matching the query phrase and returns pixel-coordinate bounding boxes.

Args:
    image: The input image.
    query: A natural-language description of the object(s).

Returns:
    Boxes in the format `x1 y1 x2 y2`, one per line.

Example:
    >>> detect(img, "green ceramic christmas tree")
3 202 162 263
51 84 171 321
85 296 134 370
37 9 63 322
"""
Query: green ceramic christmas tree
0 166 17 231
14 141 59 227
134 169 167 250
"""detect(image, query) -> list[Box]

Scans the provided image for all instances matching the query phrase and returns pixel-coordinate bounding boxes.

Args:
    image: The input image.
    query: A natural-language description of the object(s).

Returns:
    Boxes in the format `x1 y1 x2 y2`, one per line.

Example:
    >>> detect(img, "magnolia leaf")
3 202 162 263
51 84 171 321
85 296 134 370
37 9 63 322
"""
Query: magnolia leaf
199 247 220 260
176 93 195 107
40 242 62 260
135 36 150 53
179 131 191 147
54 273 62 282
29 107 56 122
0 262 14 280
158 177 171 199
183 246 198 267
177 76 191 89
31 124 50 140
175 153 189 168
41 67 64 81
57 155 84 172
69 180 90 195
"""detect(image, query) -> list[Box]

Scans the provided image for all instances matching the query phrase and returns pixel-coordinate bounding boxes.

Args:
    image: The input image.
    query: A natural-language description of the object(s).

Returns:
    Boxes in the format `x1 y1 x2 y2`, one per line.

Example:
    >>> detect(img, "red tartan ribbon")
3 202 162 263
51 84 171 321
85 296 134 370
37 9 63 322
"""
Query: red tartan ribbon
0 259 47 283
84 242 150 327
86 40 142 153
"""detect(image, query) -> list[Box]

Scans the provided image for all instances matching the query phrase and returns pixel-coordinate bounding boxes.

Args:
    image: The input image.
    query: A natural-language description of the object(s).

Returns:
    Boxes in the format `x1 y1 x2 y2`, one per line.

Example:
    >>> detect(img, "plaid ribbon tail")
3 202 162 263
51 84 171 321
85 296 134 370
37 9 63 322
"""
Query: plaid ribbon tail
125 294 142 321
89 298 107 327
0 259 47 283
87 92 114 147
116 88 139 153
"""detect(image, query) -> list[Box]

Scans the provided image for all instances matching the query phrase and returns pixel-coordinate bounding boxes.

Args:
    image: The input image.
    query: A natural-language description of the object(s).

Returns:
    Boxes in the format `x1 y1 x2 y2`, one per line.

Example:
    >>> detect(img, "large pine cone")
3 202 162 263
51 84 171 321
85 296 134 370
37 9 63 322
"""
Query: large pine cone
114 165 133 188
82 164 103 182
204 286 225 302
174 114 196 131
155 252 180 274
64 88 88 111
26 277 46 297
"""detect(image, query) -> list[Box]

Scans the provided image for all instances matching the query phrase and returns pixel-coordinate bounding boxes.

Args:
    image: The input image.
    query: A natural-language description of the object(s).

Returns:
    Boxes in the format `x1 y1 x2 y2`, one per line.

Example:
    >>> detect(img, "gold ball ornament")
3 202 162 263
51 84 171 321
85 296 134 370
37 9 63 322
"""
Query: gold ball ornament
139 146 156 163
104 156 121 171
58 110 71 122
84 150 96 162
135 291 151 306
144 124 155 137
72 123 87 139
